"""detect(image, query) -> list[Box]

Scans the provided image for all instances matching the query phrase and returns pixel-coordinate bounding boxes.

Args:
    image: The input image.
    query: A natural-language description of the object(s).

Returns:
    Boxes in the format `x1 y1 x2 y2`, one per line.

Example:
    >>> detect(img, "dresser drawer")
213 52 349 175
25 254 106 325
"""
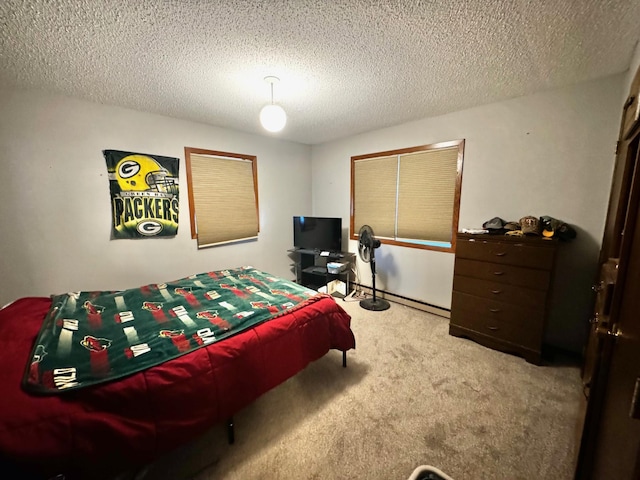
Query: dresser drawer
456 237 555 269
450 292 544 349
454 258 551 290
450 309 543 351
452 275 547 309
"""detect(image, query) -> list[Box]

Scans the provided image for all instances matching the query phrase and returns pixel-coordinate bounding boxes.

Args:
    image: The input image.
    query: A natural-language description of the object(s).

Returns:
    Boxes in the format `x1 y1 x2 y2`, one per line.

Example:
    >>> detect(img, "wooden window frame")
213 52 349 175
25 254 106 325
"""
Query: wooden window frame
184 146 260 247
350 139 464 253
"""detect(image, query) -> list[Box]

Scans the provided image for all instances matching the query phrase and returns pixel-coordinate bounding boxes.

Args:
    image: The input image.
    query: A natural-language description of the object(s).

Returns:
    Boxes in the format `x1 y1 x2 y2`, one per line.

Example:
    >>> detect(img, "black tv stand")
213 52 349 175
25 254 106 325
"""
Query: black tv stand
288 248 355 297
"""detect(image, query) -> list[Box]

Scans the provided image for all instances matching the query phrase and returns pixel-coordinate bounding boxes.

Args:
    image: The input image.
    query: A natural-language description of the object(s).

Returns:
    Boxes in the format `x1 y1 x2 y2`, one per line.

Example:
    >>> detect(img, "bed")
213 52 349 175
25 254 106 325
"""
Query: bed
0 267 355 479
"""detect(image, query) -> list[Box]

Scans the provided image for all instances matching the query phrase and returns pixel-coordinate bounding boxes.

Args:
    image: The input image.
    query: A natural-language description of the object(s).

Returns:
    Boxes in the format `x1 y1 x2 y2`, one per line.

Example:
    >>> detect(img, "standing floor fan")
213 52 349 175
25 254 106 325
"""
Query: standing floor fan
357 225 390 311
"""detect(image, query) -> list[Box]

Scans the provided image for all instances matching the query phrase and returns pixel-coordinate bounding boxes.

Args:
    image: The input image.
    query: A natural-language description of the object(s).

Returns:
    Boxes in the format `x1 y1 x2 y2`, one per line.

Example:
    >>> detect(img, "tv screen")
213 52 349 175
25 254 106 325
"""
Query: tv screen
293 216 342 252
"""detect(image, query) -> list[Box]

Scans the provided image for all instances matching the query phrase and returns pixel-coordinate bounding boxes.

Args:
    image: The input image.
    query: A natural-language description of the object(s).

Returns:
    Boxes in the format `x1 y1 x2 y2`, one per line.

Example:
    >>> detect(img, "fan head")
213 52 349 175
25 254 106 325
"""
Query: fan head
358 225 379 262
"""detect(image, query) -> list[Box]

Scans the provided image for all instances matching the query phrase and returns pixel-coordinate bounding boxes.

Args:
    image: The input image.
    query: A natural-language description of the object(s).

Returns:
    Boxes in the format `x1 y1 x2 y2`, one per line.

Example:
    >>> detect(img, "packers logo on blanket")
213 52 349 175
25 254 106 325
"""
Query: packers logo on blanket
104 149 179 238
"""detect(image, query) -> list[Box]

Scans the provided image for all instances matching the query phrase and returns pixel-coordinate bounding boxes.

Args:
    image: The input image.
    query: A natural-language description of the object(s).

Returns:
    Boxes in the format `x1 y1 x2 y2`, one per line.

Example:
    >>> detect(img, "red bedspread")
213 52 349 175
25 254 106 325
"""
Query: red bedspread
0 295 355 478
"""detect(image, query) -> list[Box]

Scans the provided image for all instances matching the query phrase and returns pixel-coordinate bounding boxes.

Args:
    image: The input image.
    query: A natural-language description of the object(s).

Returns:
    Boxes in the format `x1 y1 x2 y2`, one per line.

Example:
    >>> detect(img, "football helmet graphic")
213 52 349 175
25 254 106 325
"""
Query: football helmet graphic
115 154 178 194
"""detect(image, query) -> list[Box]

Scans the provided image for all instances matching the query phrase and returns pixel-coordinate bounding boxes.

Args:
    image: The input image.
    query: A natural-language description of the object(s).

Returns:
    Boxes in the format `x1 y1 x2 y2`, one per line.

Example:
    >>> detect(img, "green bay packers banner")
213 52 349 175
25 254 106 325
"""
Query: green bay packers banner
104 150 179 238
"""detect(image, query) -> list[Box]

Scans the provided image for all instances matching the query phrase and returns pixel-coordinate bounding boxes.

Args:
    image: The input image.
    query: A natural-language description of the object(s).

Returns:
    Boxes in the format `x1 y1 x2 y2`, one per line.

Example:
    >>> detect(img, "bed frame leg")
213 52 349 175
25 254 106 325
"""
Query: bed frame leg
227 417 235 445
342 350 347 368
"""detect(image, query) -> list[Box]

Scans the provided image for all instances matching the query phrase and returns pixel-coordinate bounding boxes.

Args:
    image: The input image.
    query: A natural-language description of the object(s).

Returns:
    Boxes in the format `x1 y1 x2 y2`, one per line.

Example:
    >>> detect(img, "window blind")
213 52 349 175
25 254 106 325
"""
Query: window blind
189 153 259 248
397 147 459 242
353 155 398 238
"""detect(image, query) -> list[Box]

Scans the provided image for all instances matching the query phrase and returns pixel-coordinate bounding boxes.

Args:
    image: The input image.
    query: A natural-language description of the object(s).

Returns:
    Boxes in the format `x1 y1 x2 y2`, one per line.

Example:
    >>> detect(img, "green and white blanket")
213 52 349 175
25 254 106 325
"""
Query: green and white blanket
23 267 320 394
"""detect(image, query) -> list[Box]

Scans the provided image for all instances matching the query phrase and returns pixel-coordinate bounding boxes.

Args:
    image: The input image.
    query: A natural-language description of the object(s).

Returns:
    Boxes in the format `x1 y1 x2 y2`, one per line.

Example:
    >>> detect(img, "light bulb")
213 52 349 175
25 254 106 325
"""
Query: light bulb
260 104 287 132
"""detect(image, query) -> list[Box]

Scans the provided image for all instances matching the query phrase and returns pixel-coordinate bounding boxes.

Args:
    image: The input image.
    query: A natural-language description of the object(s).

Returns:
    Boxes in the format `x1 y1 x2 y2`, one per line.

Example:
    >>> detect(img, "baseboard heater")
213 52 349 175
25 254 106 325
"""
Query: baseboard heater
349 283 450 319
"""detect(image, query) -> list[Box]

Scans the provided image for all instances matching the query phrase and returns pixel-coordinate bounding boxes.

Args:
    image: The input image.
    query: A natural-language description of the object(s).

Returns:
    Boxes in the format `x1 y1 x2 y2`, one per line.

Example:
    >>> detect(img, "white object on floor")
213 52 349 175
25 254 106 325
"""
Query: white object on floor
408 465 454 480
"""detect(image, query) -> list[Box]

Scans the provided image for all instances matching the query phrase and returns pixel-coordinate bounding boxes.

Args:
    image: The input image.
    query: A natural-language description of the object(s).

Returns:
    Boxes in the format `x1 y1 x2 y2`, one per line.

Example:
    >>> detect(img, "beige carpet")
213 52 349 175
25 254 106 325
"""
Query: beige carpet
133 298 585 480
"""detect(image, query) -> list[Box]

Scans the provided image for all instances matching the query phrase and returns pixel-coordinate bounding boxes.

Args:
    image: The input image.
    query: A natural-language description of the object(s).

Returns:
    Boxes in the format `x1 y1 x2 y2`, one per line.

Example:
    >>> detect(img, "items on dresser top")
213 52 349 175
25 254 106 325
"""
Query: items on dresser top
449 233 559 364
476 215 576 240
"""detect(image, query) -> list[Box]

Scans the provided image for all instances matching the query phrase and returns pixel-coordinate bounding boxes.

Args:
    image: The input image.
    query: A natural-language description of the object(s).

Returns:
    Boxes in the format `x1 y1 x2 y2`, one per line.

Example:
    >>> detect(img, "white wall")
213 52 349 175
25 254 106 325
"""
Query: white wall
311 74 624 353
0 89 312 307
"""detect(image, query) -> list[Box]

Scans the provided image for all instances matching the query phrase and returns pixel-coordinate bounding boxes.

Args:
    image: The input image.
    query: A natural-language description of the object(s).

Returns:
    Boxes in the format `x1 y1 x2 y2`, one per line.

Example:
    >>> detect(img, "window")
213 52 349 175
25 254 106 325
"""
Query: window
350 139 464 252
184 147 259 248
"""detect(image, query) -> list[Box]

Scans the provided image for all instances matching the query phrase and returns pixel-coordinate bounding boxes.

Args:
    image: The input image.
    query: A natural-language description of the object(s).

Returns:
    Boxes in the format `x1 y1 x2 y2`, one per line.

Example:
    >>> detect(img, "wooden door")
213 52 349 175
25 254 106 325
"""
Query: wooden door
582 67 640 394
575 126 640 478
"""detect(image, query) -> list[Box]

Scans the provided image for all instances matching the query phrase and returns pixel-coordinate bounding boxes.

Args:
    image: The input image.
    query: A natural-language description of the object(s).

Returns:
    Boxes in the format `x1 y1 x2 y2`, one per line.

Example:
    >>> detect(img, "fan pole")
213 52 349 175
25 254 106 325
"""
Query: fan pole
371 256 378 303
359 248 390 311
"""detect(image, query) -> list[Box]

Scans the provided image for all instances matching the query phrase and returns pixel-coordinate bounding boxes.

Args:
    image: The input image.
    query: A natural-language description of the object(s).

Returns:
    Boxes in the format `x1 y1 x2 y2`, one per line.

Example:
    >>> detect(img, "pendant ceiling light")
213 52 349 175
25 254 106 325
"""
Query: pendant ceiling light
260 76 287 133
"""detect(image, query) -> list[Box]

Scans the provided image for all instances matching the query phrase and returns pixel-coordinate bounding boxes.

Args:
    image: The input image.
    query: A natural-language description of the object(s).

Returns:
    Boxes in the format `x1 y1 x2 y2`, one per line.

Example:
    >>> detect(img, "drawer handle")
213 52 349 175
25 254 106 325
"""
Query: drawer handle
489 308 501 313
487 325 499 331
493 271 505 276
494 252 507 257
491 289 502 294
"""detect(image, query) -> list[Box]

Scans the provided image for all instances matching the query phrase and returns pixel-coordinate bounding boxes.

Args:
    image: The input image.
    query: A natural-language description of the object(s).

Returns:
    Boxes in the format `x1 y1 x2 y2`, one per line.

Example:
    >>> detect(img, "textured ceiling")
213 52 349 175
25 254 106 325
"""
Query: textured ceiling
1 0 639 145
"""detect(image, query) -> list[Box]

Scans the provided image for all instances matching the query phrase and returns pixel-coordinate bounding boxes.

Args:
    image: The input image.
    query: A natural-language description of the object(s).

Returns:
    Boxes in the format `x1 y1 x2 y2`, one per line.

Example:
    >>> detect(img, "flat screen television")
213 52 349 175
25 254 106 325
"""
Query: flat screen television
293 216 342 252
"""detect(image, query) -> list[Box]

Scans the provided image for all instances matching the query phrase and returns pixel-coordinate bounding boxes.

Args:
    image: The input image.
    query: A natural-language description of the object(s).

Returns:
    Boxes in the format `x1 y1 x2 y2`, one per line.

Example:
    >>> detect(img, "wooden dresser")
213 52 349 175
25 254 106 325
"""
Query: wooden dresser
449 233 559 364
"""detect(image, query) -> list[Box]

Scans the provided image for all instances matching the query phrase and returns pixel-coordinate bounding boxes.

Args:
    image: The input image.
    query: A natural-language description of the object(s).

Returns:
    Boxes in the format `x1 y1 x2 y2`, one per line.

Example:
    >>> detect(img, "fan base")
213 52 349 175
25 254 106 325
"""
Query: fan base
359 298 391 311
